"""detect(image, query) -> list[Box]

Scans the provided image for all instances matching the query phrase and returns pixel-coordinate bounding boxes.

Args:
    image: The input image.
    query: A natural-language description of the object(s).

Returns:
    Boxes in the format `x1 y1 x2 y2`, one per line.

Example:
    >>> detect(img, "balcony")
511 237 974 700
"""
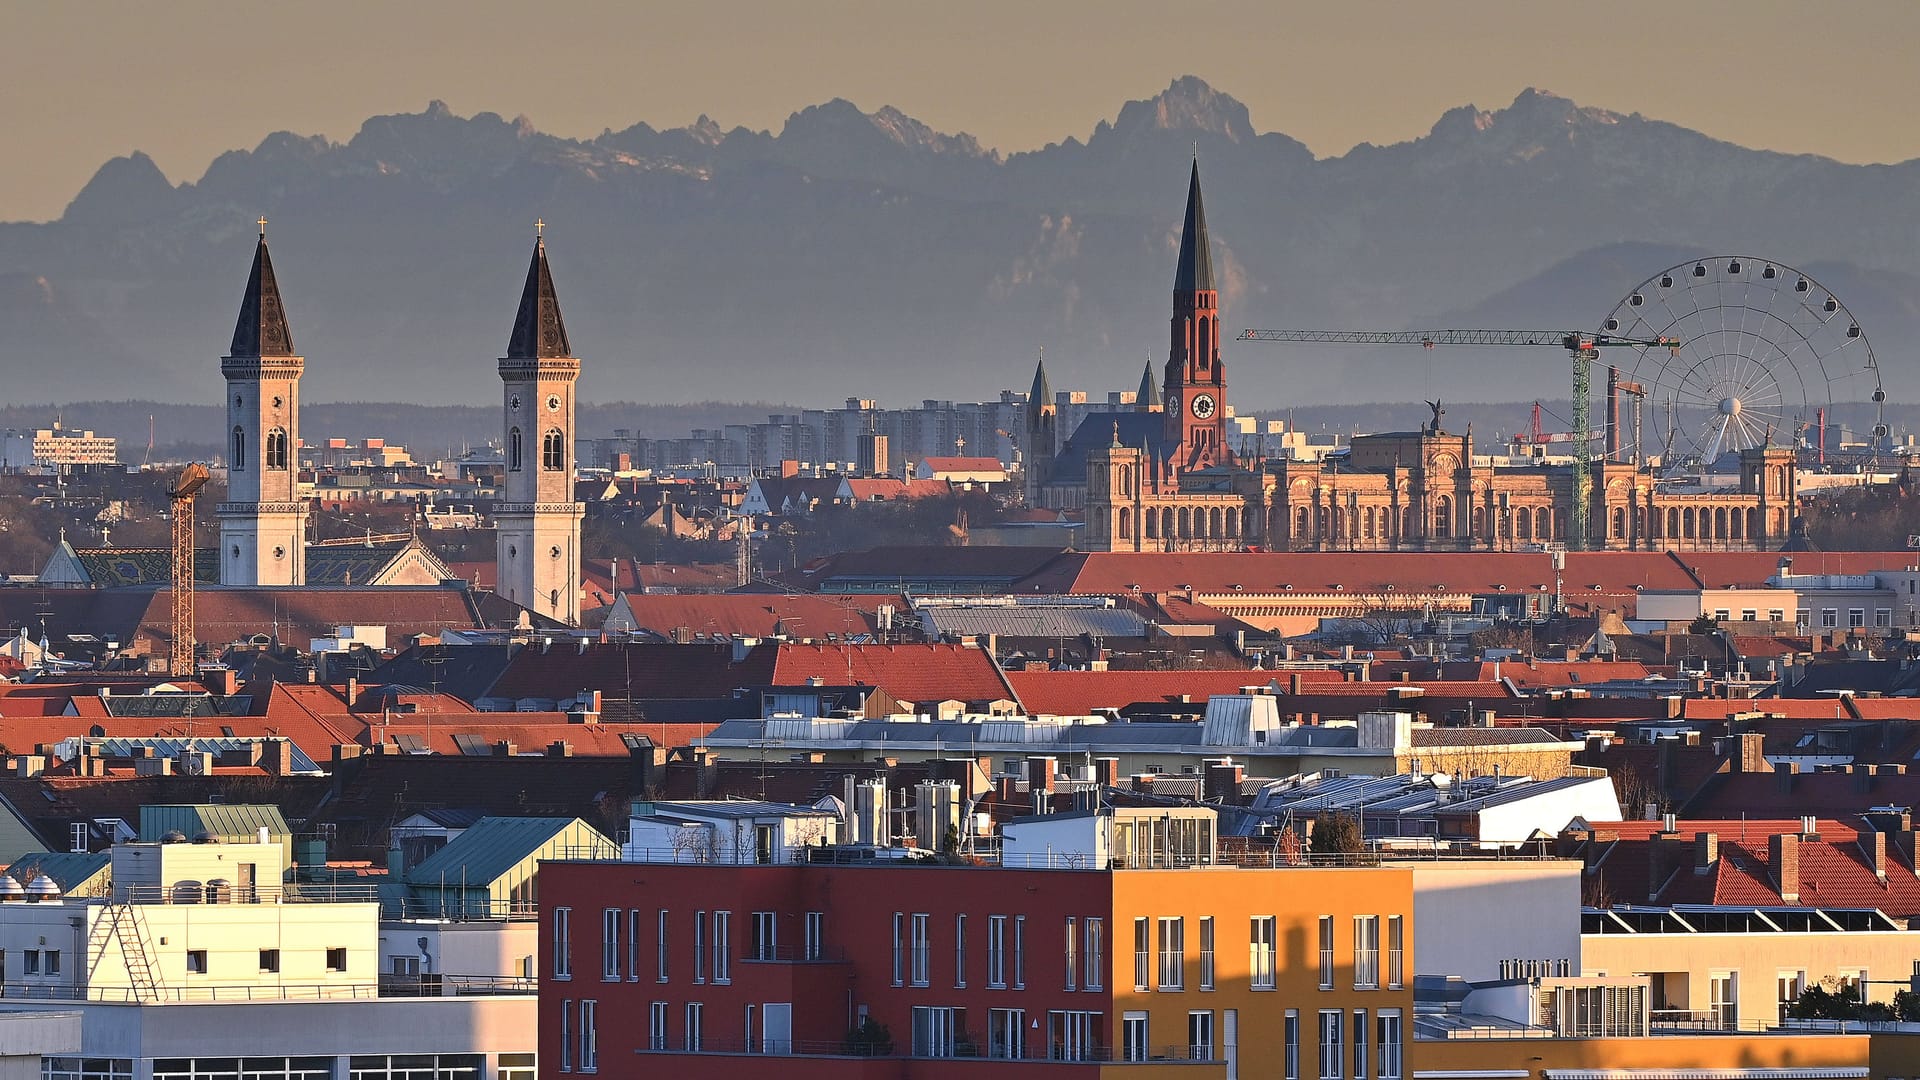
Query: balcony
739 945 849 965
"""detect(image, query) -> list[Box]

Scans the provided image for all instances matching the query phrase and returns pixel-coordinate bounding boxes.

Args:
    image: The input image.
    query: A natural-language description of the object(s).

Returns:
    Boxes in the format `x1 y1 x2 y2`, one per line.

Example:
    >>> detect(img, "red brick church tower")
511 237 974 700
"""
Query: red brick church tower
1164 158 1232 473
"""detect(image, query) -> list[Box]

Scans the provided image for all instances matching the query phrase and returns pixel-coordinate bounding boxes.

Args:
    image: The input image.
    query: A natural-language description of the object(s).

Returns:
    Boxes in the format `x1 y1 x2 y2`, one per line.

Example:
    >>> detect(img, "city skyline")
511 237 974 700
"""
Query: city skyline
9 0 1920 221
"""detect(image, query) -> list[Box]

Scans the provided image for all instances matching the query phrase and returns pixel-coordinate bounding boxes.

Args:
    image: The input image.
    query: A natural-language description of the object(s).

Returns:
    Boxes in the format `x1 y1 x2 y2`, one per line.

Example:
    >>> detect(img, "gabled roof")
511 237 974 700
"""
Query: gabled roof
405 815 608 887
229 232 294 357
506 236 572 360
7 850 109 893
770 643 1016 706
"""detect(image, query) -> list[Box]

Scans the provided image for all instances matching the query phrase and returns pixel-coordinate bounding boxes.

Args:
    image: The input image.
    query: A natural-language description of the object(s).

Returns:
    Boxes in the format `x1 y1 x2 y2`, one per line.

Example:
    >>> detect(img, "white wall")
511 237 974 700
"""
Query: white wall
1402 859 1582 983
1475 777 1623 846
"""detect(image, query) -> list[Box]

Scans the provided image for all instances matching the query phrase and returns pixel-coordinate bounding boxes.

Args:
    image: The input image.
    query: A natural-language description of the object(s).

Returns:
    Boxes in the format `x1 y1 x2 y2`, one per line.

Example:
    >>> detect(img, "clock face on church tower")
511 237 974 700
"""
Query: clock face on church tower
1191 393 1217 419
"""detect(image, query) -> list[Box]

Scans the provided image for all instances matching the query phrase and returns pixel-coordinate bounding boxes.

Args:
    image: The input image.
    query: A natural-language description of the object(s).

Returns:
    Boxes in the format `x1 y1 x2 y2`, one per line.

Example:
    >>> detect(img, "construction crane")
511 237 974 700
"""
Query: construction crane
1235 328 1679 550
166 463 209 678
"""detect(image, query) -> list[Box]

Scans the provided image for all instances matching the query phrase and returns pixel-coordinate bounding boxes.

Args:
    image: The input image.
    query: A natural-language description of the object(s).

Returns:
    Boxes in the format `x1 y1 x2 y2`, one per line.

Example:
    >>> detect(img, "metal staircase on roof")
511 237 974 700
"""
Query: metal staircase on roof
85 900 163 1002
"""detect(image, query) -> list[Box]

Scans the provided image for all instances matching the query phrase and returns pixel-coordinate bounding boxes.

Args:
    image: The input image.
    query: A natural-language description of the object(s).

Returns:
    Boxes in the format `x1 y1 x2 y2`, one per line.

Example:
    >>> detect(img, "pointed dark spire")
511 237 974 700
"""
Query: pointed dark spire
229 227 293 357
1173 157 1215 293
1137 358 1162 408
1028 350 1052 410
507 235 573 360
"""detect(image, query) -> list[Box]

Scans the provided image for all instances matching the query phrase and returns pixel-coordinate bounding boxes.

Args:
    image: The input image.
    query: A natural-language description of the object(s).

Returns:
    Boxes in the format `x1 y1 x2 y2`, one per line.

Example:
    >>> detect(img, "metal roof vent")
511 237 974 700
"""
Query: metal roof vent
0 876 25 900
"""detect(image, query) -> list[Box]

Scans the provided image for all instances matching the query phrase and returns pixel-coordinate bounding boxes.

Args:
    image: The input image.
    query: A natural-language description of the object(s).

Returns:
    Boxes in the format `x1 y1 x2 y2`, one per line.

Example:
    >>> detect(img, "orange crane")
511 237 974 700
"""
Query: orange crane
1236 328 1679 549
167 463 209 677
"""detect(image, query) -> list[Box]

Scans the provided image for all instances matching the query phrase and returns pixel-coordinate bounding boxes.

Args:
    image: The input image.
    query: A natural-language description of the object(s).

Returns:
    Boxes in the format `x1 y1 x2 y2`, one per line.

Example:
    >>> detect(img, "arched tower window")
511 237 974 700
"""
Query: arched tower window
508 427 523 472
1435 496 1453 539
231 426 246 471
1196 317 1210 370
265 428 289 470
542 429 566 471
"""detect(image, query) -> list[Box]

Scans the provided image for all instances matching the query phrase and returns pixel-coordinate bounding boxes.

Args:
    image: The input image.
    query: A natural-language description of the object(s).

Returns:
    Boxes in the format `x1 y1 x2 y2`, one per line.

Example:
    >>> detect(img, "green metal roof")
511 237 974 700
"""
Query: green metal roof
404 816 610 889
7 850 110 893
138 804 291 842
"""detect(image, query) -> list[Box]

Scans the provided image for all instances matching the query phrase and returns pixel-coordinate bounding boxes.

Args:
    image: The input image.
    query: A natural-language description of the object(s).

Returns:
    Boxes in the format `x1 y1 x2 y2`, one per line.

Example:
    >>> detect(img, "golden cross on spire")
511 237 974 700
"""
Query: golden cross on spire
535 218 546 238
257 216 268 238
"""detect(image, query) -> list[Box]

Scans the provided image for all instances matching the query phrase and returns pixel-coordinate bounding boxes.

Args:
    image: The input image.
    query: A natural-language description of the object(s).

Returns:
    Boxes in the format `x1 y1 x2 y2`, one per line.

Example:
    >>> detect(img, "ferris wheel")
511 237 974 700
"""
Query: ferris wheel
1600 257 1885 465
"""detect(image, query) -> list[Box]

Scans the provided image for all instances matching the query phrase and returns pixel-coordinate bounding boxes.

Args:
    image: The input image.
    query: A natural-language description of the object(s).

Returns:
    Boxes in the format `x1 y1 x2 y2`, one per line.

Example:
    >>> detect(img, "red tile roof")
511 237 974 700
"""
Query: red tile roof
771 643 1015 706
1007 669 1347 715
613 594 908 640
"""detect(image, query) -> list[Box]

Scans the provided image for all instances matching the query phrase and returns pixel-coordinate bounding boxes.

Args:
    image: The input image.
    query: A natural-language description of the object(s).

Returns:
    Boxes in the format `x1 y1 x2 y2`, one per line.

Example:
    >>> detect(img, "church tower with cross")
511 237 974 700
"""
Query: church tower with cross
219 220 309 587
1164 158 1232 472
495 224 585 625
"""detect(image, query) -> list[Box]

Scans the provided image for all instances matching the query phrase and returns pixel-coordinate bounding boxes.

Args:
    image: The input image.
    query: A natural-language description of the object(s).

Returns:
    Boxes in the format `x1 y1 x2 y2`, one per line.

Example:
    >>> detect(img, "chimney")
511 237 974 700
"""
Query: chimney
494 740 517 757
1647 835 1689 901
1862 828 1888 881
1775 761 1798 795
1734 731 1767 773
1205 761 1244 801
1770 833 1800 903
628 739 658 797
547 741 574 758
262 738 293 776
1694 832 1718 872
346 677 359 707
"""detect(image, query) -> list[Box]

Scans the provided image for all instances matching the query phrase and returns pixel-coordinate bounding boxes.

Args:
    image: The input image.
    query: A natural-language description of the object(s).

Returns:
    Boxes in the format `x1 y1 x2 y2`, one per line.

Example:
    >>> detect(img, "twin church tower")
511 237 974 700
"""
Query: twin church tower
217 223 582 625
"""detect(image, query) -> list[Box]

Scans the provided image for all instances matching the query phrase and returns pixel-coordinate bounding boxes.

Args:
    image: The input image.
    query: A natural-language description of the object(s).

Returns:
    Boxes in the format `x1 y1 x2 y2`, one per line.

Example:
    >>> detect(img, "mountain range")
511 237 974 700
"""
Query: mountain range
2 76 1915 427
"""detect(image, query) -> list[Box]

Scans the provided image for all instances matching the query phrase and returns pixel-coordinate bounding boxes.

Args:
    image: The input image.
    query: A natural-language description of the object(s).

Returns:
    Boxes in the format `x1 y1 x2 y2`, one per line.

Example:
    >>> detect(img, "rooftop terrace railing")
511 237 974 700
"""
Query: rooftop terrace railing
107 883 382 905
631 1038 1216 1063
0 975 536 1004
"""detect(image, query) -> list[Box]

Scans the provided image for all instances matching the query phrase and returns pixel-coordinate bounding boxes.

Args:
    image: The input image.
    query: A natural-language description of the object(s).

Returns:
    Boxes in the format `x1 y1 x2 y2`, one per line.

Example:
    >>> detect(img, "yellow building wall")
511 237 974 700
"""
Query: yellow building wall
1112 866 1416 1077
1413 1032 1868 1076
1583 930 1920 1027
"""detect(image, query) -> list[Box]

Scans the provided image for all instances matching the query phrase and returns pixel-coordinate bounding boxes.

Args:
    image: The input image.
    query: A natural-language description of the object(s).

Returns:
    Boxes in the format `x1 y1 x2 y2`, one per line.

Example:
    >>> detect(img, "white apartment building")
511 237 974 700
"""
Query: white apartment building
0 835 535 1080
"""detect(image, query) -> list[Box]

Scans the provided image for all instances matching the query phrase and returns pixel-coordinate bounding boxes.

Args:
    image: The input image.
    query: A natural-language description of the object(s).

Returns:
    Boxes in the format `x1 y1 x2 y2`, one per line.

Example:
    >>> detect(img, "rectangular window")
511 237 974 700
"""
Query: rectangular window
1285 1009 1300 1080
988 1007 1025 1059
1134 916 1151 990
988 915 1007 988
1199 916 1215 990
45 950 58 976
648 1001 668 1050
684 1002 703 1052
1123 1012 1149 1063
1709 970 1738 1030
1189 1010 1215 1062
1822 609 1839 628
1354 916 1380 989
579 999 598 1073
750 911 777 961
892 912 904 986
560 1000 574 1071
1064 916 1077 991
1386 916 1404 989
1158 916 1185 990
656 910 670 981
186 950 208 975
327 948 347 972
1778 970 1806 1023
1353 1009 1367 1080
1849 608 1867 629
1318 916 1335 990
1251 916 1277 990
955 914 967 987
22 951 37 976
910 913 931 987
500 1051 536 1080
1048 1010 1098 1062
1014 915 1026 989
805 911 824 961
911 1006 960 1058
1878 608 1894 629
693 911 708 983
712 911 731 984
1319 1010 1345 1080
603 908 621 980
554 907 573 979
1085 917 1104 991
627 909 641 981
1377 1011 1402 1080
1739 609 1757 623
259 948 279 973
1768 609 1785 623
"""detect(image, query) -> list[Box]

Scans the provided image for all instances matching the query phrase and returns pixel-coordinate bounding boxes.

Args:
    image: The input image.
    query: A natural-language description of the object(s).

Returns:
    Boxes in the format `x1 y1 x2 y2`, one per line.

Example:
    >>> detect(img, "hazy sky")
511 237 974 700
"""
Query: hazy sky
8 0 1920 221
